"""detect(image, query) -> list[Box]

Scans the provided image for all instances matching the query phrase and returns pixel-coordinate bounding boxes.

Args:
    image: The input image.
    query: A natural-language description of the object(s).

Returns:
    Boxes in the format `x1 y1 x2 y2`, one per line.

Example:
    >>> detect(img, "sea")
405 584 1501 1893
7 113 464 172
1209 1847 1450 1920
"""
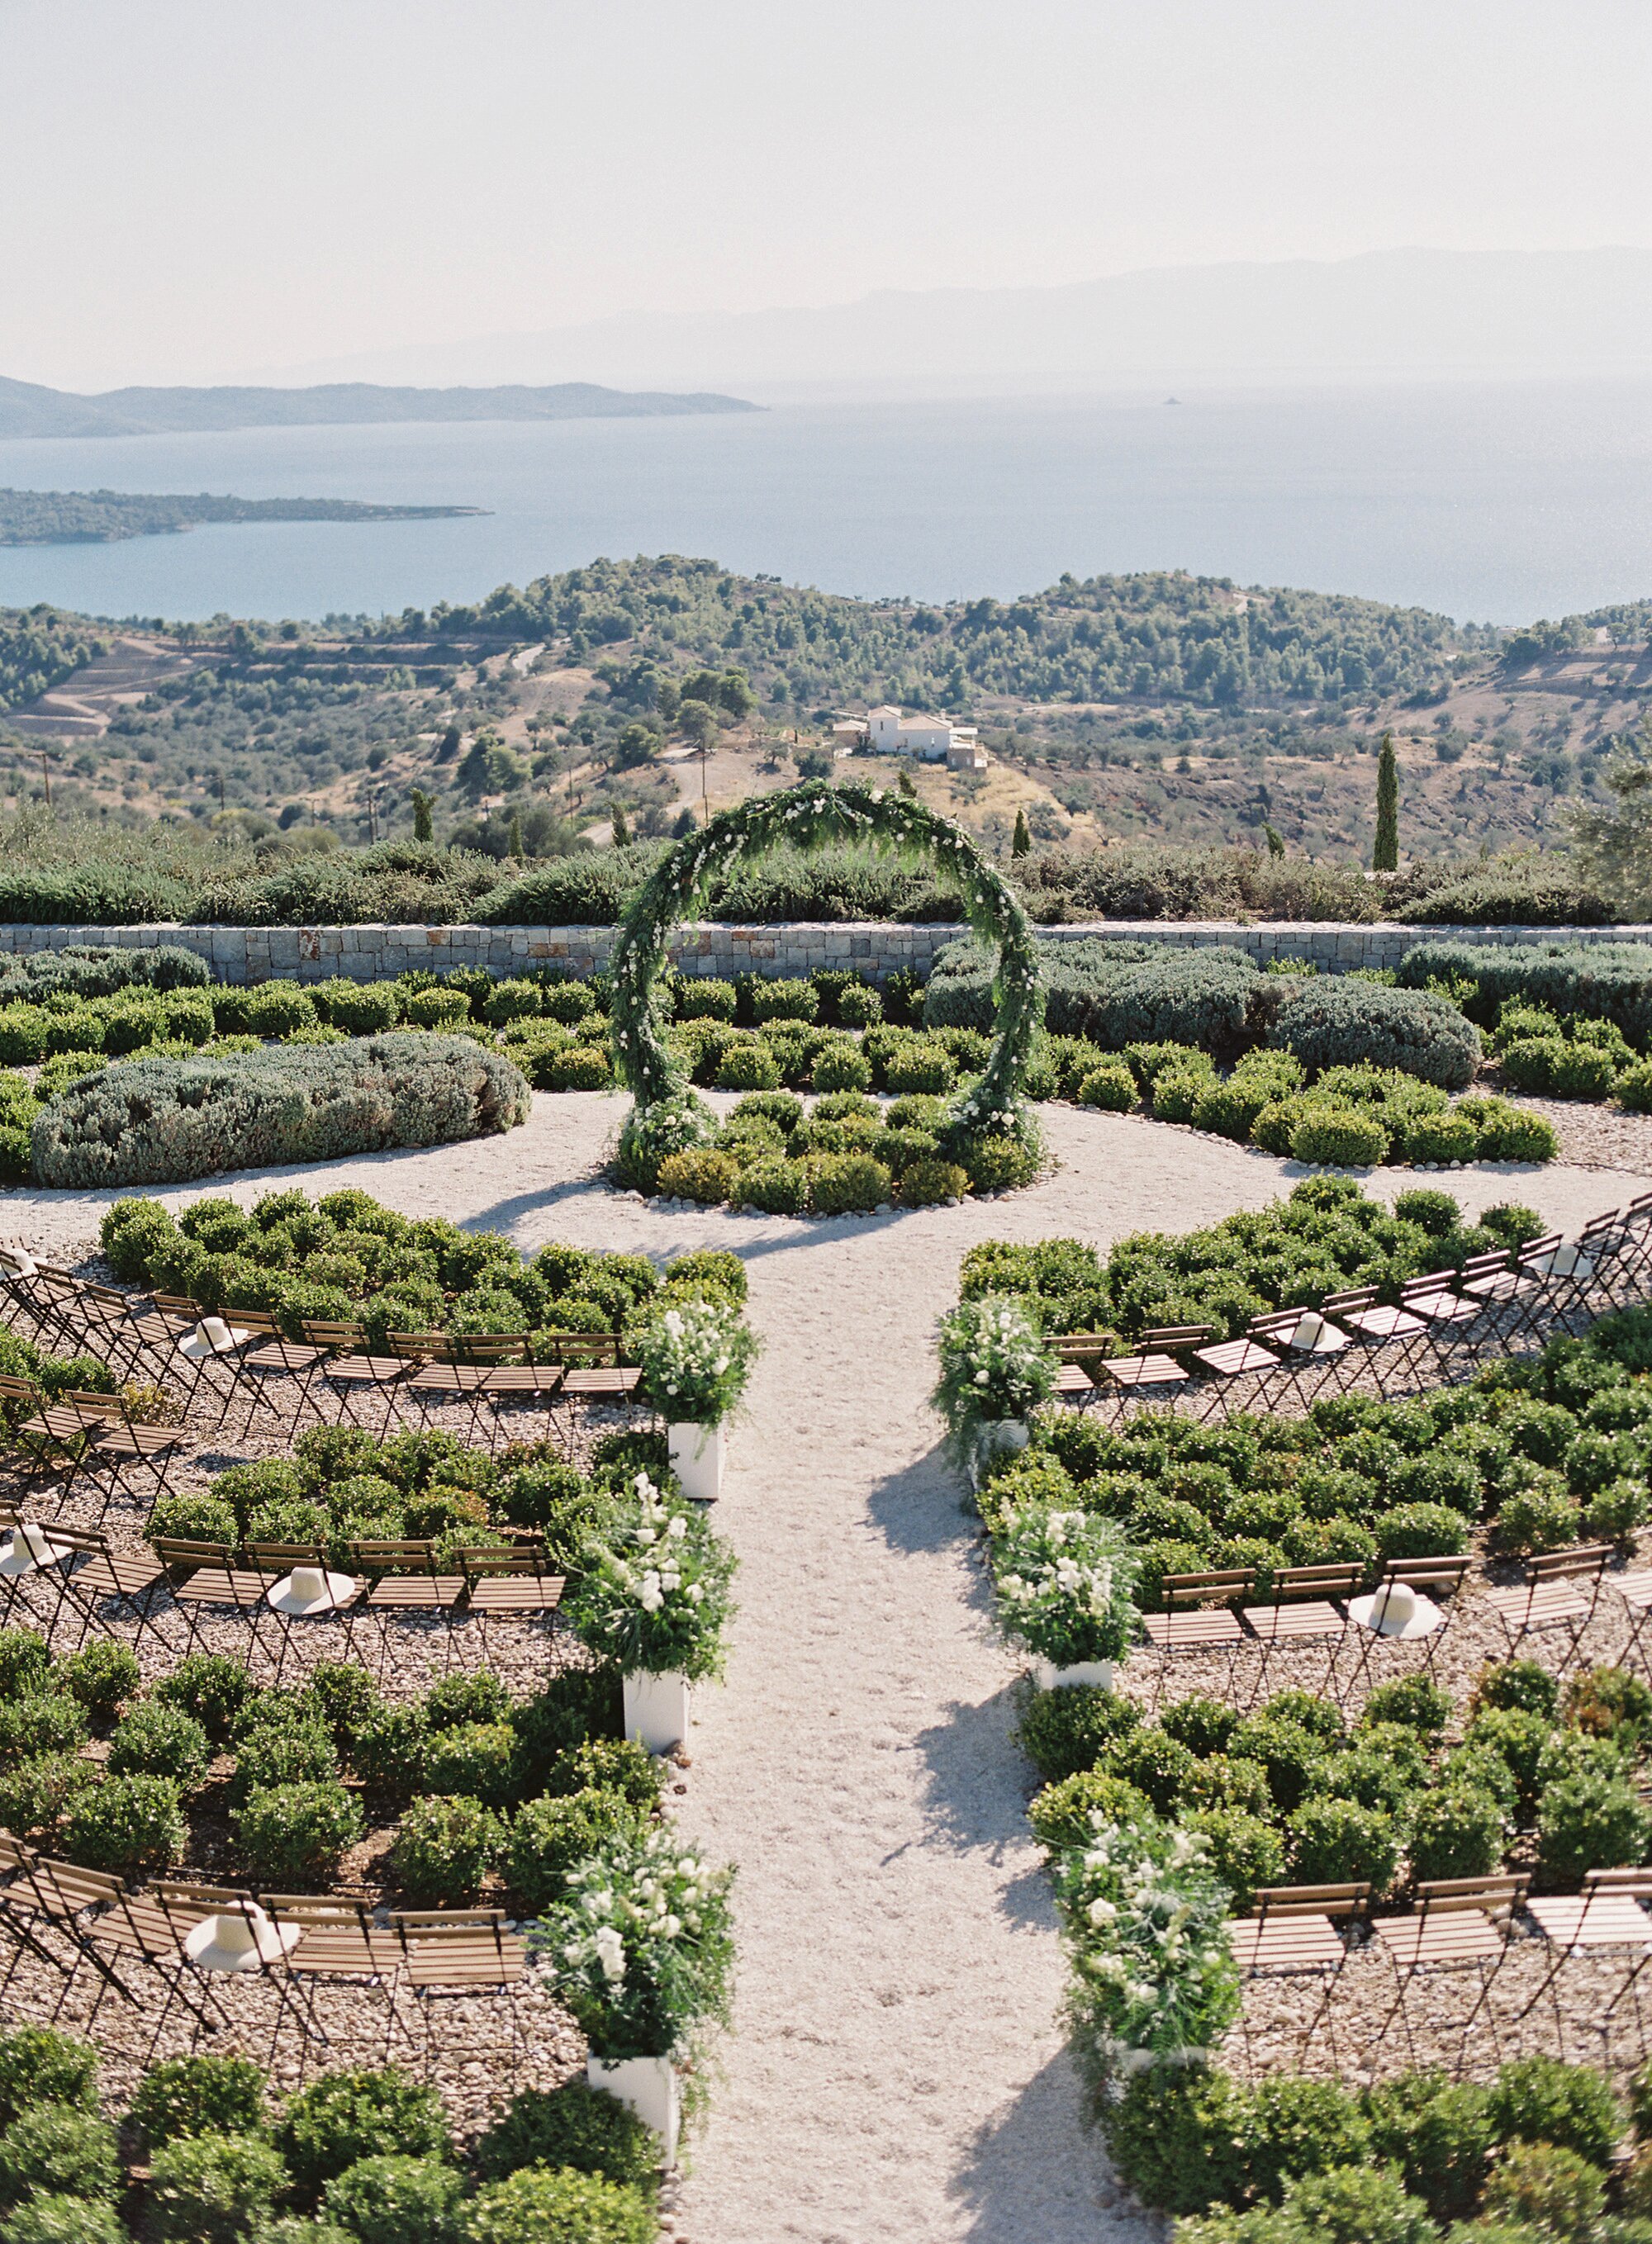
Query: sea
0 377 1649 629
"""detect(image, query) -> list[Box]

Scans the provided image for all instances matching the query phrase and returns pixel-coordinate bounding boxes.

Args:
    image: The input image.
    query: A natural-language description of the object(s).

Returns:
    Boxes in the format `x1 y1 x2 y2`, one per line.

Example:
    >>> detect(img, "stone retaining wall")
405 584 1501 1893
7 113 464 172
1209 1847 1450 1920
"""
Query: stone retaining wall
0 918 1645 984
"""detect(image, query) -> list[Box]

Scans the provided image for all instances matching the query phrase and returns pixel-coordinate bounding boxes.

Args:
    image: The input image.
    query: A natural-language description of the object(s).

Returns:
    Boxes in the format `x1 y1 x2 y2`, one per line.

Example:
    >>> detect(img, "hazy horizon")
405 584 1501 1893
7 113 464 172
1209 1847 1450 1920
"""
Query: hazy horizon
3 1 1651 392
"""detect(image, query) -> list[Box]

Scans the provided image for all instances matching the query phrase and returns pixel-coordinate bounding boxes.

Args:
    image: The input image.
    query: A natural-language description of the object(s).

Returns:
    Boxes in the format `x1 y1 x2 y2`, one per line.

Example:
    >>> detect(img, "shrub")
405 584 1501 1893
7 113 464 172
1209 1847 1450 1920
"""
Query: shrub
1362 1675 1452 1737
1373 1502 1470 1561
1499 1481 1583 1554
1407 1786 1508 1883
0 1634 50 1701
713 1042 781 1092
1075 1063 1137 1112
1481 2139 1606 2242
884 1042 956 1095
809 1043 872 1093
673 978 737 1022
958 1134 1039 1193
62 1773 185 1873
278 2069 453 2198
390 1795 501 1905
653 1148 737 1205
1488 2052 1626 2166
1026 1770 1152 1853
1287 1798 1398 1890
0 2195 124 2244
0 2032 97 2128
154 1654 253 1743
1240 2073 1370 2203
461 2166 656 2244
0 2108 119 2211
808 1153 892 1214
323 2156 465 2244
107 1701 212 1791
0 1695 86 1768
1271 978 1481 1089
55 1640 140 1718
146 2130 288 2243
1402 1109 1480 1164
1182 1807 1286 1911
895 1156 969 1207
1015 1682 1139 1783
34 1037 530 1188
539 1046 612 1091
1537 1770 1652 1887
233 1781 363 1886
472 2081 657 2189
129 2057 267 2148
0 1751 93 1843
1473 1658 1560 1720
420 1721 518 1809
1364 2072 1496 2223
1289 1104 1389 1168
750 978 817 1024
731 1156 807 1214
506 1791 649 1914
311 980 401 1036
1099 2061 1251 2216
1226 1717 1324 1814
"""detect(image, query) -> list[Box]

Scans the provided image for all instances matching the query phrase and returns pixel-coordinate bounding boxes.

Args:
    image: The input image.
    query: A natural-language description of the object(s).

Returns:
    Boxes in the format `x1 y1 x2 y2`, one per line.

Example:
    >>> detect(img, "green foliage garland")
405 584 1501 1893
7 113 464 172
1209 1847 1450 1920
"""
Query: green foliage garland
609 781 1042 1185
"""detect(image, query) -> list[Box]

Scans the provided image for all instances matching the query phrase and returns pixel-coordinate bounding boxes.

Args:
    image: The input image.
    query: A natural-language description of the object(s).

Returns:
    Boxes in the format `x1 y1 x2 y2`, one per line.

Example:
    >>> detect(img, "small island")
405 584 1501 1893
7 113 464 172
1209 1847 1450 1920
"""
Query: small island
0 488 488 546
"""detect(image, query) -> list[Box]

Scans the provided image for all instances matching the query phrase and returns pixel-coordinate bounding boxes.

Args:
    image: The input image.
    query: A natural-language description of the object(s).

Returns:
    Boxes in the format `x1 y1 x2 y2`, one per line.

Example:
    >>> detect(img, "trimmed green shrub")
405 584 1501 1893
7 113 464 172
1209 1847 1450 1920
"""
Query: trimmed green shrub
895 1156 970 1207
1499 1481 1583 1554
1407 1786 1508 1883
146 2130 288 2243
1183 1806 1286 1911
732 1156 809 1215
1286 1798 1398 1890
1488 2053 1626 2166
129 2057 267 2149
672 978 737 1022
1363 2072 1495 2223
1271 978 1481 1089
1537 1771 1652 1887
0 2108 119 2211
0 2031 97 2128
750 978 818 1025
233 1781 364 1886
0 1696 87 1768
1075 1064 1137 1112
107 1701 211 1791
472 2081 658 2189
55 1640 140 1718
809 1043 872 1094
0 2194 124 2244
1481 2139 1606 2242
714 1043 781 1092
506 1791 650 1914
278 2069 453 2197
154 1654 254 1743
1289 1104 1389 1168
389 1795 501 1905
1099 2061 1252 2216
420 1722 518 1808
1240 2073 1370 2203
808 1153 892 1214
1472 1659 1560 1720
0 1634 50 1701
538 1046 612 1091
653 1148 738 1204
1027 1770 1153 1853
61 1774 185 1874
0 1754 98 1842
1362 1675 1452 1737
460 2167 655 2244
1015 1682 1140 1782
34 1037 530 1188
323 2156 464 2244
884 1042 956 1095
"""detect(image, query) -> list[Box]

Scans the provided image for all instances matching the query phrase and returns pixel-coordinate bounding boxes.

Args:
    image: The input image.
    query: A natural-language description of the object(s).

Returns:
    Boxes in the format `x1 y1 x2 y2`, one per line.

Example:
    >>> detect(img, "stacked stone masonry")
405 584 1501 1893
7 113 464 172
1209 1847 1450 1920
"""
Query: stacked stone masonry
0 919 1645 984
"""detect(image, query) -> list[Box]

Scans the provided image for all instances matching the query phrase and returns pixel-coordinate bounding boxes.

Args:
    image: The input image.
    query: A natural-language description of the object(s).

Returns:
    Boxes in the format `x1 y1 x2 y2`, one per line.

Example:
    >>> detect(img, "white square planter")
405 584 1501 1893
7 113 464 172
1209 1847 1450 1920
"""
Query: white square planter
586 2053 680 2163
624 1668 691 1753
1032 1658 1115 1691
668 1421 724 1502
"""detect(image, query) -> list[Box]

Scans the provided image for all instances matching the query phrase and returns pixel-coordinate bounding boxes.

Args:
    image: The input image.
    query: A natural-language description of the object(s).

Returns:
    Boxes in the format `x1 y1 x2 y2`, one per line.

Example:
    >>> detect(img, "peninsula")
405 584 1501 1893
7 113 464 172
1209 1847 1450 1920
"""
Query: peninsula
0 488 487 546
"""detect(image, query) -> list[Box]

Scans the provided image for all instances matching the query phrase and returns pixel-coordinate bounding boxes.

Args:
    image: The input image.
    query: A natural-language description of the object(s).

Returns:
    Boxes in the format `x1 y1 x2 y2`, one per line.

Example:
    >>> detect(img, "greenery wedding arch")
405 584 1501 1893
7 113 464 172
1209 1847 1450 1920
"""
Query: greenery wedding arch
608 780 1043 1190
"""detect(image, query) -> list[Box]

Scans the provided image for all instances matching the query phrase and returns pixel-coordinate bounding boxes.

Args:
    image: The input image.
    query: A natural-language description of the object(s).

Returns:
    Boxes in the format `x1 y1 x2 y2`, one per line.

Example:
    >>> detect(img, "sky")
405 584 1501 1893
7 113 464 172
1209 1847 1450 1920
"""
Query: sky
4 0 1652 391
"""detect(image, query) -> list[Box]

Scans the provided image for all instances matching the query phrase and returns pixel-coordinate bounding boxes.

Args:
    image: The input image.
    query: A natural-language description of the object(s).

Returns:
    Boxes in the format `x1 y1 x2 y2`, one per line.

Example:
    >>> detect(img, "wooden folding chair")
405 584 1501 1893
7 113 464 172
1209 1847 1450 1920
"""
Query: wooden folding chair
389 1331 501 1440
12 1387 117 1506
50 1524 177 1658
261 1893 404 2065
1569 1207 1636 1321
1342 1552 1474 1698
1387 1271 1480 1390
74 1392 188 1511
1137 1567 1255 1706
1484 1544 1611 1672
231 1321 334 1434
458 1546 564 1662
1044 1336 1109 1410
1191 1323 1282 1422
1315 1283 1426 1402
152 1536 276 1670
1610 1568 1652 1675
1240 1563 1362 1707
1096 1326 1211 1424
301 1320 413 1435
33 1270 150 1381
20 1857 227 2050
387 1909 527 2071
544 1335 643 1449
1370 1873 1529 2074
1520 1867 1652 2061
1248 1306 1353 1415
348 1539 466 1679
1229 1881 1369 2075
0 1832 82 2008
152 1877 329 2056
1604 1191 1652 1307
245 1540 364 1683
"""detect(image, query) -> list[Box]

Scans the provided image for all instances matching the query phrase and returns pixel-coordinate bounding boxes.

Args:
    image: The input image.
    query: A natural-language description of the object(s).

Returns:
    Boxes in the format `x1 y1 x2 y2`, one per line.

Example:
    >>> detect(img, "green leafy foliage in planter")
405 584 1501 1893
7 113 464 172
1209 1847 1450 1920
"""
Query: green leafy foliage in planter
563 1475 737 1683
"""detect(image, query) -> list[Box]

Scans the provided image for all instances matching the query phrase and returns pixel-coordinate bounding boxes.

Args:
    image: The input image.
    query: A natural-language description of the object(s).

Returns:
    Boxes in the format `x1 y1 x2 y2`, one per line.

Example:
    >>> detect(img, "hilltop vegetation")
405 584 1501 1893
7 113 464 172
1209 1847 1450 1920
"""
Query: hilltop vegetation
0 489 482 545
0 555 1648 871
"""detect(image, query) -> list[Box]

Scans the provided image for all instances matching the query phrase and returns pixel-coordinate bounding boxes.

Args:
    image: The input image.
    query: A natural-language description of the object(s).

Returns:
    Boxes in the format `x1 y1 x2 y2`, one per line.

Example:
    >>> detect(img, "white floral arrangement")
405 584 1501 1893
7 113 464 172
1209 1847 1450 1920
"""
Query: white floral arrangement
564 1471 737 1682
1052 1810 1241 2075
538 1821 736 2060
933 1293 1056 1445
637 1294 759 1426
991 1504 1140 1667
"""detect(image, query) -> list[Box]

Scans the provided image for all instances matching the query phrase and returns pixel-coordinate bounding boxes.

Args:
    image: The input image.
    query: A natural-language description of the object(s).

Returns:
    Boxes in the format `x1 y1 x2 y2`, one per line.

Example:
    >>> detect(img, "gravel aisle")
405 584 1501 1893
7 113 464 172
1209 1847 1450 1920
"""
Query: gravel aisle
7 1095 1652 2244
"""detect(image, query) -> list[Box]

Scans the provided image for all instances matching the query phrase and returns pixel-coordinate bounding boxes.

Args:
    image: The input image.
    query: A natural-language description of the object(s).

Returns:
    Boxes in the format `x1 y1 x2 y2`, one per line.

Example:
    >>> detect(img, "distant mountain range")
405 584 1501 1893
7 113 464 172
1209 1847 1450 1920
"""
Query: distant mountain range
0 377 759 439
249 247 1652 396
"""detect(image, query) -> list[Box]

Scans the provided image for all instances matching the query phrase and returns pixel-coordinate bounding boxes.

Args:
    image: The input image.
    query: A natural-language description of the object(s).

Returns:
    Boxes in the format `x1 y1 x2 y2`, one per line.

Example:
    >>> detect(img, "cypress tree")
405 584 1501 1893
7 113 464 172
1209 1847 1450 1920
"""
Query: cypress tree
411 788 434 842
1011 808 1031 856
611 805 631 847
1373 733 1399 871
